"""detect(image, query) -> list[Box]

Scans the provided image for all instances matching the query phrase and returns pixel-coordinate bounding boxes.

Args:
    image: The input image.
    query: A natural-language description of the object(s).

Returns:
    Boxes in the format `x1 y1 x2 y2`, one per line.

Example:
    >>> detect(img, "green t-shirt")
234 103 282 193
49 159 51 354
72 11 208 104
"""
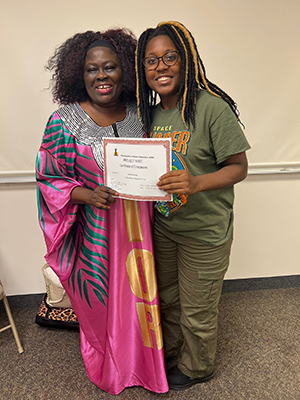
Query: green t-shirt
150 90 251 246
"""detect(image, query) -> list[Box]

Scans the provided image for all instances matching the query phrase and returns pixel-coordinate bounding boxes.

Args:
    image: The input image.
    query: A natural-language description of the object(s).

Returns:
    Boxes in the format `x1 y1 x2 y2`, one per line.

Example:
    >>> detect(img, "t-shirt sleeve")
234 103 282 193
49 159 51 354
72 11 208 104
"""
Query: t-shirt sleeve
209 102 251 165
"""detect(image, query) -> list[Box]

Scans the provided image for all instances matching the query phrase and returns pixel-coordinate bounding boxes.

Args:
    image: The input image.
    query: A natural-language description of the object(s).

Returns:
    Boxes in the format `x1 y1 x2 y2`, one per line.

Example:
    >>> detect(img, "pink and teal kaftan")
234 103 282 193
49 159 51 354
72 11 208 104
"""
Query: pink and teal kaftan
36 103 168 395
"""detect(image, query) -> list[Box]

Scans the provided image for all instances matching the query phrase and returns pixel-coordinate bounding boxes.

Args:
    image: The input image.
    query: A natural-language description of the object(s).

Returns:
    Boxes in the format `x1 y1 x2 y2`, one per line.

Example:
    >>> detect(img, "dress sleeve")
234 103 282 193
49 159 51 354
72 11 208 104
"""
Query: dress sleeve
36 111 83 259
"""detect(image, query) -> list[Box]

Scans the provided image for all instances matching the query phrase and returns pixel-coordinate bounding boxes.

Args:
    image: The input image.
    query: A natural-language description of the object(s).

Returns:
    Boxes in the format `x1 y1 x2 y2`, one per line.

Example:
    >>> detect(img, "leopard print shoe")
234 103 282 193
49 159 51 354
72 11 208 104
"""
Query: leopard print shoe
35 294 79 330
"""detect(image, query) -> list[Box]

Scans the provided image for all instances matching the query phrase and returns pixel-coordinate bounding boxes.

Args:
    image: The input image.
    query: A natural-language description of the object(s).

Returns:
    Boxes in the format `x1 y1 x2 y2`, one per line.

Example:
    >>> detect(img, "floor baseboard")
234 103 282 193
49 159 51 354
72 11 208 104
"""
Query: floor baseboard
3 275 300 309
222 274 300 293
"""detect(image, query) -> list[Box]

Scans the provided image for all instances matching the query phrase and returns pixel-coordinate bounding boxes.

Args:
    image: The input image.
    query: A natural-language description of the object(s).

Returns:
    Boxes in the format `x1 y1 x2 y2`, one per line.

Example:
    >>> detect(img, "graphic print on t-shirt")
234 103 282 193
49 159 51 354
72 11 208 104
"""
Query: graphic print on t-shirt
151 128 190 217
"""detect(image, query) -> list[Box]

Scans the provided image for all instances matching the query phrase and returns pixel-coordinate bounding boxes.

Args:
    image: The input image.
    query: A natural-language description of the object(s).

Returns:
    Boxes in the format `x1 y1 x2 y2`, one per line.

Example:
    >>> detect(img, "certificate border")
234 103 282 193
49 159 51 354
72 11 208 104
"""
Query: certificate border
103 137 172 201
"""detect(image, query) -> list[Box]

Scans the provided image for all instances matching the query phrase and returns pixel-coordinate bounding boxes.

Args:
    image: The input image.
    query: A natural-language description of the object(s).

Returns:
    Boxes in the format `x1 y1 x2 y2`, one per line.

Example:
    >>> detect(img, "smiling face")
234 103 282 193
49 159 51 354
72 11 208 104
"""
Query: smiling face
83 46 123 109
144 35 181 110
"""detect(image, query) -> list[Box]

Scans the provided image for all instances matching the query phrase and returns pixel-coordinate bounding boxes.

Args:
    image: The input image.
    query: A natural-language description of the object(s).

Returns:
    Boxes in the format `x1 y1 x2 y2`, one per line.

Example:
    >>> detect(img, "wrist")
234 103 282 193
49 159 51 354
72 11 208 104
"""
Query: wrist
192 175 204 194
70 186 92 205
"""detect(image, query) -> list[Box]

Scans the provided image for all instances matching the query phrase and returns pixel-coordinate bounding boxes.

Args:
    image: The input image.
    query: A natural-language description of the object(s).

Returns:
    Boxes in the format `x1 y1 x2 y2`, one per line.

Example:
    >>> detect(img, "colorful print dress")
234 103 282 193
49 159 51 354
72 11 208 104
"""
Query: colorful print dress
36 103 168 395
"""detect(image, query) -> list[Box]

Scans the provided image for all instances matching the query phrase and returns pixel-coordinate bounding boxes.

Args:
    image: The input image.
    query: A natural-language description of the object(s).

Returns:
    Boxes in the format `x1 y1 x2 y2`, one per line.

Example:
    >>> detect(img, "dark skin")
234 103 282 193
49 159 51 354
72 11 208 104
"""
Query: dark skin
157 152 248 195
71 185 118 210
70 46 127 210
144 35 248 195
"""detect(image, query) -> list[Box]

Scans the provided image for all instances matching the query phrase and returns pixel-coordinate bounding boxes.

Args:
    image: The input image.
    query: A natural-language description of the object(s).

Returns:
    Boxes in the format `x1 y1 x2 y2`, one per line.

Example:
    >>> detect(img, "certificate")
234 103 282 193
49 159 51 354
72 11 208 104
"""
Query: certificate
103 137 173 201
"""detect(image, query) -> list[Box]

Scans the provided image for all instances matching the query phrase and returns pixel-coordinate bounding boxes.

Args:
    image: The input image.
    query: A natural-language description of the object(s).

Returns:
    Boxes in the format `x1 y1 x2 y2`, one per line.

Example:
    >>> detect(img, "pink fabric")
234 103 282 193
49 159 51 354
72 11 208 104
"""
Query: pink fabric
36 110 168 394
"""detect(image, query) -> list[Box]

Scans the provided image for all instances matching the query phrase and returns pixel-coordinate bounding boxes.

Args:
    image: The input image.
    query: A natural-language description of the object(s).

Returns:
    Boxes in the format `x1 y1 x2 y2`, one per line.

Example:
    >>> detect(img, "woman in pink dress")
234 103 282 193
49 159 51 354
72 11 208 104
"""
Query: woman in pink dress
36 28 168 395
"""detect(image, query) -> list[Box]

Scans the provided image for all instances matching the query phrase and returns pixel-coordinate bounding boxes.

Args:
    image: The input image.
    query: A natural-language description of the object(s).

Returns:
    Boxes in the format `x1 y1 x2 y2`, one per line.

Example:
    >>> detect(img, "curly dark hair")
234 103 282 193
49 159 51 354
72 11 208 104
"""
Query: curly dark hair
47 28 137 105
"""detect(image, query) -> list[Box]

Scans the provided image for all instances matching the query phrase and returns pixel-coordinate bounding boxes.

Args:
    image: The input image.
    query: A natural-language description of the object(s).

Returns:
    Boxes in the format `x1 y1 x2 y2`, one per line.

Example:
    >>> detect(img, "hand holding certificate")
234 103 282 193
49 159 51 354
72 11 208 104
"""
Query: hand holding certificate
103 137 173 201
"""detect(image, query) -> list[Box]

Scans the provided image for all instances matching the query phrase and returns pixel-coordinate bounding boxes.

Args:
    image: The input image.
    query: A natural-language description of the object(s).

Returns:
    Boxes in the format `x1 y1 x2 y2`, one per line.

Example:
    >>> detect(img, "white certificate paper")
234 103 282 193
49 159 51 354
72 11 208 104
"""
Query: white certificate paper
103 137 173 201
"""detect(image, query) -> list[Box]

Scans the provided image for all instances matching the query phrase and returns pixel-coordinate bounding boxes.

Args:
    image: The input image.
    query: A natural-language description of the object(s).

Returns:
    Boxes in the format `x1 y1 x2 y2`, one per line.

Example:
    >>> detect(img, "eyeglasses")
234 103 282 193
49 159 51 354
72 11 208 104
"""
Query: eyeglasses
143 51 179 71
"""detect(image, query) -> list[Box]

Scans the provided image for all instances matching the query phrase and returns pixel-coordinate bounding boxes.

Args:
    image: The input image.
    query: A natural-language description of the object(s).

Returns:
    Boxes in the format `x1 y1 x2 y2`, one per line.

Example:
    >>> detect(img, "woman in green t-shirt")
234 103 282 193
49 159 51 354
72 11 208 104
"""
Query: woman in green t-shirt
136 21 250 391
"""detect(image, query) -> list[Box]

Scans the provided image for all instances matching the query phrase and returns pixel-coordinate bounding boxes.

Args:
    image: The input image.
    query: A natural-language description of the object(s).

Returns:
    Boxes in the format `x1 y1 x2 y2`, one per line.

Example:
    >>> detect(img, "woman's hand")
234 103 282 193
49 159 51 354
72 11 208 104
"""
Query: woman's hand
88 186 119 209
71 186 119 210
157 152 248 195
157 169 198 195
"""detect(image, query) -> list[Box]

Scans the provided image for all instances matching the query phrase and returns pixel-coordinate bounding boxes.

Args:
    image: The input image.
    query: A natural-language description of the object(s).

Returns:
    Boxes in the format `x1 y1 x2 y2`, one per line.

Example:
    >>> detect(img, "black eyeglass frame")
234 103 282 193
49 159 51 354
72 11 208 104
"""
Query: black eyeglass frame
143 51 180 71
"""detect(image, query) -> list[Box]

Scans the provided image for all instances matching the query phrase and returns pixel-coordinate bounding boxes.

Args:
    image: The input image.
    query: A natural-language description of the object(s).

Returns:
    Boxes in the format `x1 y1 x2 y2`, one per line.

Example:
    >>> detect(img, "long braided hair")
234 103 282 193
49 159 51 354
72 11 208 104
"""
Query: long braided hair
136 21 242 136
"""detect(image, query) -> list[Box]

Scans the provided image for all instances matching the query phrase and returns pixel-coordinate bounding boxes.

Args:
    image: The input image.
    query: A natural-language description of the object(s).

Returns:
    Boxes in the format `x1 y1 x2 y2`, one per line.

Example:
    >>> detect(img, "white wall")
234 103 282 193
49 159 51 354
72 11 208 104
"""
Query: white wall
1 173 299 296
0 183 46 295
1 0 299 295
1 0 300 171
228 173 300 279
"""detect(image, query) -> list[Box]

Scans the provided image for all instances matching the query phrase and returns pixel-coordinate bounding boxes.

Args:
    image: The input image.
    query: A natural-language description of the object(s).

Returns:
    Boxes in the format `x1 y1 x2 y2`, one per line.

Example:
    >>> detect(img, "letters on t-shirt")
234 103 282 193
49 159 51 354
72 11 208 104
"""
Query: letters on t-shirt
150 127 191 156
151 126 189 215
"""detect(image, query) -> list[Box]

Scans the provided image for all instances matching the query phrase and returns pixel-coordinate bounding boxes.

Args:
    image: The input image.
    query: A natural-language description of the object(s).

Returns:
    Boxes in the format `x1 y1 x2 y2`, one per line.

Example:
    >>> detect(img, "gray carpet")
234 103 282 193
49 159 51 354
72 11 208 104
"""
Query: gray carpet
1 287 300 399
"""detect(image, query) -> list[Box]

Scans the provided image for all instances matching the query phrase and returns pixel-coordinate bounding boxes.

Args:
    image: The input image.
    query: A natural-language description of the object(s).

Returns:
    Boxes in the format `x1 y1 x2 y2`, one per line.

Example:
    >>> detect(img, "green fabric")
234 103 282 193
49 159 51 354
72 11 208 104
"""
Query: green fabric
150 90 251 246
154 226 233 377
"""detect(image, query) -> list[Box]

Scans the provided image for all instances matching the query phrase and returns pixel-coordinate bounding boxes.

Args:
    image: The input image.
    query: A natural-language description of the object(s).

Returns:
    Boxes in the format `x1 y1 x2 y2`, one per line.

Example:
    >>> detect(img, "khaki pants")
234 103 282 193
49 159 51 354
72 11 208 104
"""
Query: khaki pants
154 225 233 379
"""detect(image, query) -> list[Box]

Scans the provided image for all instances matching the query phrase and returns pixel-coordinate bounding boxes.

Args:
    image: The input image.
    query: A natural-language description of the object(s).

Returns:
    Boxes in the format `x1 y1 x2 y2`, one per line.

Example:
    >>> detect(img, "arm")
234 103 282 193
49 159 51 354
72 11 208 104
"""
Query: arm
157 151 248 195
70 186 119 210
37 112 119 214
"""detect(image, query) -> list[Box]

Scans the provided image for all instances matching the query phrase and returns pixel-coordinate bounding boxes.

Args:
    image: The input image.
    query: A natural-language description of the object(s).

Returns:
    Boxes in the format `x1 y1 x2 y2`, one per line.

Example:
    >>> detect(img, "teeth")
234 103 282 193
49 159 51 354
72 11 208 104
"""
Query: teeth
158 77 169 82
